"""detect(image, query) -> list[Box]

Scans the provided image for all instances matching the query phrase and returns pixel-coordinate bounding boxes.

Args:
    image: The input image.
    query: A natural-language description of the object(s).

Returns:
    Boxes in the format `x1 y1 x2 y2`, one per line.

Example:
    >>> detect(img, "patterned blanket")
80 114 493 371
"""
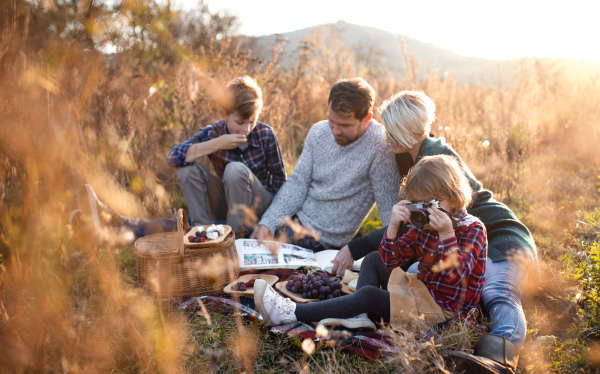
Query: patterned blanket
172 268 481 361
178 295 398 361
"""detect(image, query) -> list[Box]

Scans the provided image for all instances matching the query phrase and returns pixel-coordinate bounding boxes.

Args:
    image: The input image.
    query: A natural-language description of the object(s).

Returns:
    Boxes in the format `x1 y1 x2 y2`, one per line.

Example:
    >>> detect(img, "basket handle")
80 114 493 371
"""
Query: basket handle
177 209 191 263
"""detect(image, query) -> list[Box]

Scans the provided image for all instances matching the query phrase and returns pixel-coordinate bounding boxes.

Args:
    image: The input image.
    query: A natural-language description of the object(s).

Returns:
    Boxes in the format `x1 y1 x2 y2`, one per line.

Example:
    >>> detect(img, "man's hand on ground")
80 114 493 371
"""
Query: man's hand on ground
331 245 354 276
250 225 272 243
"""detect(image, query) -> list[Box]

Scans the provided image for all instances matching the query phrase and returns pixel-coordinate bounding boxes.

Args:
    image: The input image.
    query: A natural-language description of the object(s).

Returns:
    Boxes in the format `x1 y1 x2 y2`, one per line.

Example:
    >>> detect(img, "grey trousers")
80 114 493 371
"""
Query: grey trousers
176 161 274 237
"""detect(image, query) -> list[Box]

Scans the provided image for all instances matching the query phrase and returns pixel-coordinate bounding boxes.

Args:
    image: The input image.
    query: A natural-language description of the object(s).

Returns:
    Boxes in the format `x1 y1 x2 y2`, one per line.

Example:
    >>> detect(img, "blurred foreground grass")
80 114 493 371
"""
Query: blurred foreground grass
1 0 600 372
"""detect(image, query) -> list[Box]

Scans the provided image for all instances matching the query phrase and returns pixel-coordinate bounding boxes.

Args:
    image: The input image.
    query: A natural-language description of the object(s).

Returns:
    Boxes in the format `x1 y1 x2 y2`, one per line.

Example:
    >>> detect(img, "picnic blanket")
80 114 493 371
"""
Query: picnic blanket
177 294 399 361
171 268 481 361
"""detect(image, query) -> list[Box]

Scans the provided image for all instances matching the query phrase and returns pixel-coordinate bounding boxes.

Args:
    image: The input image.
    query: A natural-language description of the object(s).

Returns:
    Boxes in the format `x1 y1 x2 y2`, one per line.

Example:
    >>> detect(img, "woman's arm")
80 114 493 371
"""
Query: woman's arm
347 228 386 260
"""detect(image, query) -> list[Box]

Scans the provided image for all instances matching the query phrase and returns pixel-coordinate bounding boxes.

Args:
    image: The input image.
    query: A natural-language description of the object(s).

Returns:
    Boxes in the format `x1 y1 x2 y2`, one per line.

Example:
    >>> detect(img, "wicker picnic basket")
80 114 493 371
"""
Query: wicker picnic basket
134 209 239 297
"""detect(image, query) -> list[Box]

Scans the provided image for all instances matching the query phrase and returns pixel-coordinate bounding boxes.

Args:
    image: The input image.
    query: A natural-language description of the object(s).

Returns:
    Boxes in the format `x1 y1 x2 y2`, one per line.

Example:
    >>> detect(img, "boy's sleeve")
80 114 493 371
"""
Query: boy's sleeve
369 145 400 227
167 125 215 167
378 228 417 269
264 129 287 192
258 125 316 234
437 222 487 285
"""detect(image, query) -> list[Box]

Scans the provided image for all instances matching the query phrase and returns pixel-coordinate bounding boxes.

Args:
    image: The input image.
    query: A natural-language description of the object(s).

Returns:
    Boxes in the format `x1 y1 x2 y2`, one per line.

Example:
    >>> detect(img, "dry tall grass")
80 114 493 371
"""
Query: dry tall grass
1 0 600 372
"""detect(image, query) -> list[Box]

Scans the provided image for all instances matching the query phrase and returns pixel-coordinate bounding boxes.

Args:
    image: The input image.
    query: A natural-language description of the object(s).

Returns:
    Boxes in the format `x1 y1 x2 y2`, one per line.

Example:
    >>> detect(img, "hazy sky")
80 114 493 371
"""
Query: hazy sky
176 0 600 61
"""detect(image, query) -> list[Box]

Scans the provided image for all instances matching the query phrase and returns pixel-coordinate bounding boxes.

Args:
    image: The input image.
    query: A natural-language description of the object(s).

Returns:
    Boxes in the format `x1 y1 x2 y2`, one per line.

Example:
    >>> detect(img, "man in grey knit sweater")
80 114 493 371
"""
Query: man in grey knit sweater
251 78 400 250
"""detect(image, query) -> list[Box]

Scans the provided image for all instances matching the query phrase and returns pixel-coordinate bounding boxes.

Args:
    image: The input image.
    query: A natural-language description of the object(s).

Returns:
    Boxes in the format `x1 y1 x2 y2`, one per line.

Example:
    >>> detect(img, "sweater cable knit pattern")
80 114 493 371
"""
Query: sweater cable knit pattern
258 120 400 248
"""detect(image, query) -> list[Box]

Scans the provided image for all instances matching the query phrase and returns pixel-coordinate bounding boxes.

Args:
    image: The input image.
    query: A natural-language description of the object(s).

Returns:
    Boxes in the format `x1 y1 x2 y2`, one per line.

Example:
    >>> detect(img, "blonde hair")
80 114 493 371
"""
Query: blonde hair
220 76 263 119
400 155 473 214
379 90 436 149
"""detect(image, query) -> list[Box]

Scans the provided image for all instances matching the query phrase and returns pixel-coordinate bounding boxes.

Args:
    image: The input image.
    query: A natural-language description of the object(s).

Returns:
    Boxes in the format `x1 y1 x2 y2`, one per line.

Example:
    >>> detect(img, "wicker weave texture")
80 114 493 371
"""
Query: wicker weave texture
134 211 239 297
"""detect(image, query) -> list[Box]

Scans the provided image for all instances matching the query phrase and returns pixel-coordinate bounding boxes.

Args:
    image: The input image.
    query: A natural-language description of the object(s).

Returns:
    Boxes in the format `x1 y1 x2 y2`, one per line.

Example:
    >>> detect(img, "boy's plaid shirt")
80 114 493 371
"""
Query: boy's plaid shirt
379 210 487 314
167 120 286 193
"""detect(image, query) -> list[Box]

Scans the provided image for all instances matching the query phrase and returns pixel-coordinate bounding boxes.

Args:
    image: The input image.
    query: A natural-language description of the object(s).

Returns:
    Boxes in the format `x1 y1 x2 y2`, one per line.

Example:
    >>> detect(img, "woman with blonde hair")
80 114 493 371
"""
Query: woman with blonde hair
331 90 536 374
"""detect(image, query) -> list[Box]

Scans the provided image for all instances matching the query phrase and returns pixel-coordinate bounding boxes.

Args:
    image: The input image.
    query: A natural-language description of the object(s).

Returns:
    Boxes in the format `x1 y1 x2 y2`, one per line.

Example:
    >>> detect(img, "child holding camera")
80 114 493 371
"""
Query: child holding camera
254 154 487 331
380 154 487 329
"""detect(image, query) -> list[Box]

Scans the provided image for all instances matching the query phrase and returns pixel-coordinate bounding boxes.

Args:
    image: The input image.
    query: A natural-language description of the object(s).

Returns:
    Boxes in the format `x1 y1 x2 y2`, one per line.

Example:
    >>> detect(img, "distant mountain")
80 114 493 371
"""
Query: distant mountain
240 21 520 85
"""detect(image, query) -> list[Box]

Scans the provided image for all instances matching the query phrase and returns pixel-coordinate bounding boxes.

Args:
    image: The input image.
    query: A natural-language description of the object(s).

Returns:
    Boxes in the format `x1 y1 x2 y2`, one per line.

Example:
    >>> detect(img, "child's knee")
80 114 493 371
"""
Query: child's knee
357 285 378 293
362 251 383 269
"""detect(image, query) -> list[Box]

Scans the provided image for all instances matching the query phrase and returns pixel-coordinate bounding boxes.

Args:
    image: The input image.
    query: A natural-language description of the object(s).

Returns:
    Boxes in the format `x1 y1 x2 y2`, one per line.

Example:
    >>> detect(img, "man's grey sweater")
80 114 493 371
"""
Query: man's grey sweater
258 120 400 248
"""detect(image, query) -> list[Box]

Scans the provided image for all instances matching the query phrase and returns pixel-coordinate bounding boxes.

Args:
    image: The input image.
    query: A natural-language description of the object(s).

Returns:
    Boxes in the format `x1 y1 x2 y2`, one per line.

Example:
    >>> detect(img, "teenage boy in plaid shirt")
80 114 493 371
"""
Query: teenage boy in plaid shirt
70 76 285 244
167 76 286 238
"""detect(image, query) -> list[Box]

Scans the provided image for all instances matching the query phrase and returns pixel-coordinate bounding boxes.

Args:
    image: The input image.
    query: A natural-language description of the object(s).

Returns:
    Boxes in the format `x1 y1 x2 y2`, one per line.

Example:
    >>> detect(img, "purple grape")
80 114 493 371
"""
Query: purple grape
327 294 334 299
319 294 326 300
287 280 294 288
313 281 322 288
319 286 327 294
302 292 308 298
333 289 341 297
323 286 331 294
312 289 319 297
293 275 303 282
291 286 298 293
330 281 340 290
294 281 301 289
303 284 310 291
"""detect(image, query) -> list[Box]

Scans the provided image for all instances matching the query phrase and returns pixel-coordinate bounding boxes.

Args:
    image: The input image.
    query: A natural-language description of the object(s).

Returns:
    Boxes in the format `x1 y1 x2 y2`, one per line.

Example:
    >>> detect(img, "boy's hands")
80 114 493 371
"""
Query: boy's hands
427 206 454 238
387 200 411 238
184 134 248 162
218 134 248 150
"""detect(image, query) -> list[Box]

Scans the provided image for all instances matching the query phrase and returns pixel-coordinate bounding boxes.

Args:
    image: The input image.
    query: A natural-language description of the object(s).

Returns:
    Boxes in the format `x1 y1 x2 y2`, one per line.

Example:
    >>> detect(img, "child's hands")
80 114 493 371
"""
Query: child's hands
218 134 248 150
427 206 454 237
387 200 411 238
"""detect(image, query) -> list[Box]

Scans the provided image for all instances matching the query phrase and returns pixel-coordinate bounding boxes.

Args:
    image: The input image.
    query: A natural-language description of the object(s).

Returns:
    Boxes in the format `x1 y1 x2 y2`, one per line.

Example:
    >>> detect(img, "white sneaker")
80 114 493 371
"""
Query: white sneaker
318 313 376 330
254 279 297 325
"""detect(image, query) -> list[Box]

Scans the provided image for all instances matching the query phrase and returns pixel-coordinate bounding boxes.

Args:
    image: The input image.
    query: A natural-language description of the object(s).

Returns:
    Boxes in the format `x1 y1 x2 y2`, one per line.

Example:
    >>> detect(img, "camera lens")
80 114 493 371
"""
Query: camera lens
410 210 429 226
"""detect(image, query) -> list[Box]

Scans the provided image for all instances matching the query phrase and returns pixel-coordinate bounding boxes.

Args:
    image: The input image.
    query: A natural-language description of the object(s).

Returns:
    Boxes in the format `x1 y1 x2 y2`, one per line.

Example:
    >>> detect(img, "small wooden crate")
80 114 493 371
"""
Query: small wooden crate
134 209 239 297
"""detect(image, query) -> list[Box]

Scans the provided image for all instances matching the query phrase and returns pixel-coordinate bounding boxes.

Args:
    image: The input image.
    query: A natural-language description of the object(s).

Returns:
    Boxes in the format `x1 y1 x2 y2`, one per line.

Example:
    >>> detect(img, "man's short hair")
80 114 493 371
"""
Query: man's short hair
221 76 263 119
328 78 375 120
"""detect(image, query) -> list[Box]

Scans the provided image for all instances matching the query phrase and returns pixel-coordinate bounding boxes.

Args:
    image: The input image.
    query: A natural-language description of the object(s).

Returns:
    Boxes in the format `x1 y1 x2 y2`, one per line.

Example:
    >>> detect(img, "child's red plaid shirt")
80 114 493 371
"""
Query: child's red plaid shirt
379 210 487 314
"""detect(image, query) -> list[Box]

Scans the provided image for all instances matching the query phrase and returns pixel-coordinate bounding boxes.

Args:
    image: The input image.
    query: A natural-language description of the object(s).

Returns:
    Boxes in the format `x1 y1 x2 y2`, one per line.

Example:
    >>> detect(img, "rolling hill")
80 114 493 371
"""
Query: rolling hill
240 21 520 85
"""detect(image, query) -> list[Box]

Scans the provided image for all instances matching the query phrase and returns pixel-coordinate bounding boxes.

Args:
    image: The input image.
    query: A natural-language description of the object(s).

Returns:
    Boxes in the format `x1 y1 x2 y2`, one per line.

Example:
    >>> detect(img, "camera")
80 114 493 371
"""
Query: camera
405 200 440 227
